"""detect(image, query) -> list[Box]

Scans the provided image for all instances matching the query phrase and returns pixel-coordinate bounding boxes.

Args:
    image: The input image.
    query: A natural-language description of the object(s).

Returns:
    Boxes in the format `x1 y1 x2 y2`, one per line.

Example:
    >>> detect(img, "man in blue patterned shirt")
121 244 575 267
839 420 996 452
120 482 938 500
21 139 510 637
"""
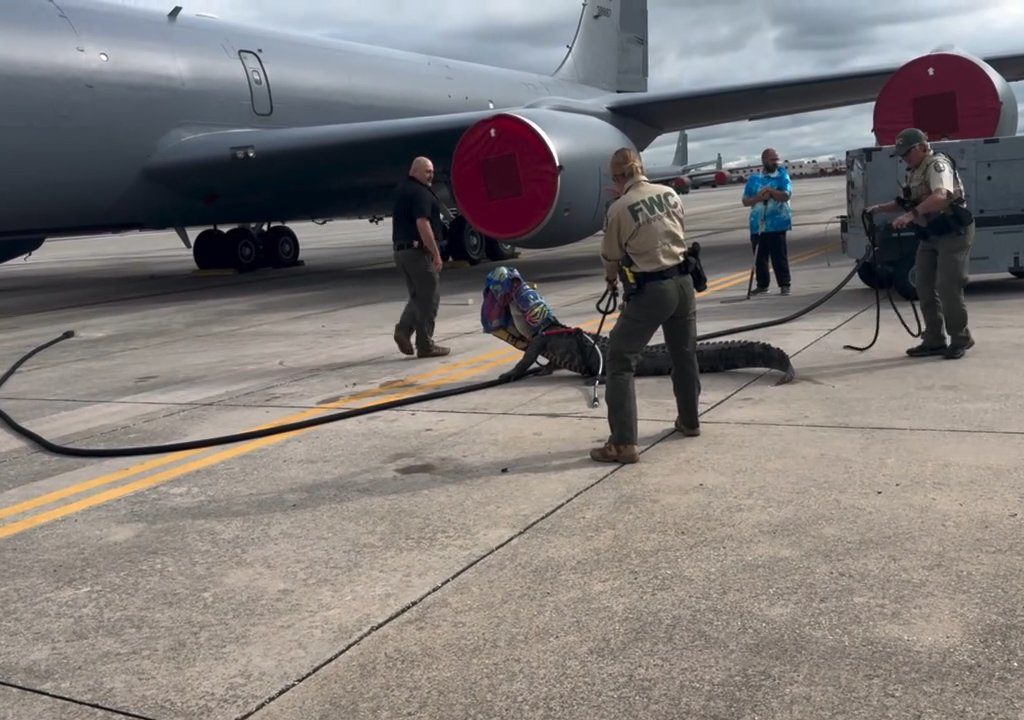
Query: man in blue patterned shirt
741 148 793 295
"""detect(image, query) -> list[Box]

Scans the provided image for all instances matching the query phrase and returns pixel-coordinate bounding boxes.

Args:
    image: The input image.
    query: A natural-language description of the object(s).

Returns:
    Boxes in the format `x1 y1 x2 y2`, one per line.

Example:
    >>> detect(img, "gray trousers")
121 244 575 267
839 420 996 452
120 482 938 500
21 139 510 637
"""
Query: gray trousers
394 248 440 350
915 224 973 347
606 273 701 445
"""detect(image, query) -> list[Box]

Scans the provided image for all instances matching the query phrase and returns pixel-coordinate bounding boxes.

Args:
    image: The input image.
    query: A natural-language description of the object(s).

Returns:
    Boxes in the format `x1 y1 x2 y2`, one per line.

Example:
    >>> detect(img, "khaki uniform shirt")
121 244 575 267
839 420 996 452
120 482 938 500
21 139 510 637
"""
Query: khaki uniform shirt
903 151 964 227
602 176 687 277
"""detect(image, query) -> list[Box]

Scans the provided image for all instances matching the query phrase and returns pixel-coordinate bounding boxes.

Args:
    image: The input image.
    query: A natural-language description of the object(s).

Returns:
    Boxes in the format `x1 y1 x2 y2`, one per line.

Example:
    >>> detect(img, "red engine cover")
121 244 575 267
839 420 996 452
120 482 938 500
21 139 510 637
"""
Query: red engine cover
873 52 1014 145
450 114 560 240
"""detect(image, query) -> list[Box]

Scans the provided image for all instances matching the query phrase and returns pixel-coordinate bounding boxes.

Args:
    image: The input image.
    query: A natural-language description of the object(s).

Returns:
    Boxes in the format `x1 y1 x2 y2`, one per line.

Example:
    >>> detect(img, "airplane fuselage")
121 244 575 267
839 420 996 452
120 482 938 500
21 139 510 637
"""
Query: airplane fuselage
0 0 603 239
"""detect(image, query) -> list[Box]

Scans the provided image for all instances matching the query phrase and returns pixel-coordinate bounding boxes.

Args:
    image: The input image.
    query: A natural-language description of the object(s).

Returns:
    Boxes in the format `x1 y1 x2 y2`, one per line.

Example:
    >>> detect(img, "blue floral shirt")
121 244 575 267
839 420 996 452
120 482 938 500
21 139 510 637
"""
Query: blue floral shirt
743 167 793 234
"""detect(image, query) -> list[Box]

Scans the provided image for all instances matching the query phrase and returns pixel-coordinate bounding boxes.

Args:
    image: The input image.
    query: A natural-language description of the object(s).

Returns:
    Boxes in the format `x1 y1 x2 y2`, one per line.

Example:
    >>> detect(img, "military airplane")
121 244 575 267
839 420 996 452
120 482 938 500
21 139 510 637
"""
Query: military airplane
2 0 1023 270
644 132 725 194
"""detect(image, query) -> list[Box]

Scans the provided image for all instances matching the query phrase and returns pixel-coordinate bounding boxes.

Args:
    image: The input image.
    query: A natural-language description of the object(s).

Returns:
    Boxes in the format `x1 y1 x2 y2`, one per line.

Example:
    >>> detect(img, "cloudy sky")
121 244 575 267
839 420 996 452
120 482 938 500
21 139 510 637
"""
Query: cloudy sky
108 0 1024 166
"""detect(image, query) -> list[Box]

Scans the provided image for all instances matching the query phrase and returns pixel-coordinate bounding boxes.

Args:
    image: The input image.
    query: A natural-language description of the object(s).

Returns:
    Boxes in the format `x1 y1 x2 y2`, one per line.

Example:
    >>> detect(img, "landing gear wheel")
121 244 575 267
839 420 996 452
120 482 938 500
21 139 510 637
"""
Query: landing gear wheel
484 237 517 262
1011 270 1024 279
224 227 260 272
263 226 300 267
448 216 487 265
193 229 227 269
891 256 918 301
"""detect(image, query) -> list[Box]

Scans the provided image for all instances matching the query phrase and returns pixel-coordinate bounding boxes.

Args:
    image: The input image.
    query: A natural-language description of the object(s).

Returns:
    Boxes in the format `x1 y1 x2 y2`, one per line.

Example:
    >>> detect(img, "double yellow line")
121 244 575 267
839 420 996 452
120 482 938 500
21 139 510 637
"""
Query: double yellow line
0 348 520 540
0 242 836 540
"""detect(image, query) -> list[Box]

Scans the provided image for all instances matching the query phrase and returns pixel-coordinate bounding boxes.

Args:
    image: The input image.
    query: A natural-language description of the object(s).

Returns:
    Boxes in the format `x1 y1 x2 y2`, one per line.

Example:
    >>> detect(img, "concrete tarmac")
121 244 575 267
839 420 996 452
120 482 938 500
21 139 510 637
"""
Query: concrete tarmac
1 177 1021 720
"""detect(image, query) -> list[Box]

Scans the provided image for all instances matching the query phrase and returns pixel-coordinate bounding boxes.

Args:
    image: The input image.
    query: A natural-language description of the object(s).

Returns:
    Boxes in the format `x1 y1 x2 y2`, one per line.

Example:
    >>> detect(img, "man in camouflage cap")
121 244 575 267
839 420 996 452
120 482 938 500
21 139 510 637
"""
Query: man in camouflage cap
867 128 975 360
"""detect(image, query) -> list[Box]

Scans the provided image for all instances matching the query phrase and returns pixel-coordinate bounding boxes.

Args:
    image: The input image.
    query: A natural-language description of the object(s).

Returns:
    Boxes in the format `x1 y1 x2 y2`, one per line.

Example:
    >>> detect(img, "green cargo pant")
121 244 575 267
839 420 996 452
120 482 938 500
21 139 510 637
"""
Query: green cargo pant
606 273 701 445
394 248 440 351
915 223 973 347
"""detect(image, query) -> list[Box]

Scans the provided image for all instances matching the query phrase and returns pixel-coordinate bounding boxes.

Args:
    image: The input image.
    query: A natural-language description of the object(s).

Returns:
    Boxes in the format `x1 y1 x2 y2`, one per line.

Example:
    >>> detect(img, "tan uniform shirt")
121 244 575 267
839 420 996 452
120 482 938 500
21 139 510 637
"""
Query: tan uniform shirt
602 176 687 277
903 151 964 226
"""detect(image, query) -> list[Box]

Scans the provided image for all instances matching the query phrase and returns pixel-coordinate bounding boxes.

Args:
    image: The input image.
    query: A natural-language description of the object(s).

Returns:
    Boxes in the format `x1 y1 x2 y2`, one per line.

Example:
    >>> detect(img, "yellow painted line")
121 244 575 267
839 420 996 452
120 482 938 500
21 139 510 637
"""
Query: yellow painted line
0 354 519 540
699 243 837 296
0 348 516 524
0 241 838 539
0 450 202 522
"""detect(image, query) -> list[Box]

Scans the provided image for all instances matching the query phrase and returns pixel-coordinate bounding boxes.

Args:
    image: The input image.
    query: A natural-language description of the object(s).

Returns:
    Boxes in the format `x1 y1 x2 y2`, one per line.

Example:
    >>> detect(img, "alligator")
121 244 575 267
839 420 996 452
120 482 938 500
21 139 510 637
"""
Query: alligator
481 266 795 384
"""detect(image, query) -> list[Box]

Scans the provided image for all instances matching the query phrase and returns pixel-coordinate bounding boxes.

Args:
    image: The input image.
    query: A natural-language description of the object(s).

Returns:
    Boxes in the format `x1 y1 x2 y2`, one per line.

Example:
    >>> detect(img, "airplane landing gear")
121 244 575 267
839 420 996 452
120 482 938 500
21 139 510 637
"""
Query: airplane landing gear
445 216 517 265
192 224 301 272
193 228 226 269
224 227 260 272
262 225 300 267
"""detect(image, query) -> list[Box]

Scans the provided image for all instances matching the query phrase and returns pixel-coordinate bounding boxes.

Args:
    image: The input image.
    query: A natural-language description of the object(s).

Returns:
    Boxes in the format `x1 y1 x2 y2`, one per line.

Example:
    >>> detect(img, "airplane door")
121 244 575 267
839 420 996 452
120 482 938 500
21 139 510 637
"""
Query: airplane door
238 50 273 116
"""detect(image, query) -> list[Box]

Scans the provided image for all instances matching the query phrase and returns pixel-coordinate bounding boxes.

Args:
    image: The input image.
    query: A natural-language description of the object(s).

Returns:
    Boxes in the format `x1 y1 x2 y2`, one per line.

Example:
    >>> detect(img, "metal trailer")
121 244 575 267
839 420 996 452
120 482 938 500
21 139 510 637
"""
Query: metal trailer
840 134 1024 299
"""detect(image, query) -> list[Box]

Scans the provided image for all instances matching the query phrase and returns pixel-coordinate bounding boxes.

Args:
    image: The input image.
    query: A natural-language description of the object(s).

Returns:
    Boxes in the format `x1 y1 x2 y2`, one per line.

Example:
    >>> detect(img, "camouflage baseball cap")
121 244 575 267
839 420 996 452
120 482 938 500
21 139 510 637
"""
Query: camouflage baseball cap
891 128 928 157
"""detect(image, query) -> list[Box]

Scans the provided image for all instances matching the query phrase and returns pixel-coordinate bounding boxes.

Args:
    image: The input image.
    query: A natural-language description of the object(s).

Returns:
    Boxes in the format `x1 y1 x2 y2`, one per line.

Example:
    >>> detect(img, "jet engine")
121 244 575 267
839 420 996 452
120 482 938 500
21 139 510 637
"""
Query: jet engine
710 169 732 186
450 109 633 249
873 49 1018 144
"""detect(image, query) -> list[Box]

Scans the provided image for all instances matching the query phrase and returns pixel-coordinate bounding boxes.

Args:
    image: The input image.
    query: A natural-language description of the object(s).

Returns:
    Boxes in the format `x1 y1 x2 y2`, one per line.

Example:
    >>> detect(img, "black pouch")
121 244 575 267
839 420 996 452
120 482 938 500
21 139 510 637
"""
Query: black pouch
924 213 957 237
950 203 974 228
686 241 708 293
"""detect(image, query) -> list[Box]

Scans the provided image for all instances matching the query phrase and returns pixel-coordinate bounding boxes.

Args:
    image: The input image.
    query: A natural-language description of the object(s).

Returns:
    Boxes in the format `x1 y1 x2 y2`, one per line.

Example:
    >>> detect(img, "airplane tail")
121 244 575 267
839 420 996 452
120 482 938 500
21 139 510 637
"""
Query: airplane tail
671 131 688 167
553 0 648 92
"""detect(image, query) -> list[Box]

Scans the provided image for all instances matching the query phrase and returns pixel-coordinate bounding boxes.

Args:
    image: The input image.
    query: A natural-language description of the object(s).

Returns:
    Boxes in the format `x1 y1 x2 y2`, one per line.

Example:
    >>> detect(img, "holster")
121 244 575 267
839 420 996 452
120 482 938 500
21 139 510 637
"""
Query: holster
914 206 973 240
617 261 640 301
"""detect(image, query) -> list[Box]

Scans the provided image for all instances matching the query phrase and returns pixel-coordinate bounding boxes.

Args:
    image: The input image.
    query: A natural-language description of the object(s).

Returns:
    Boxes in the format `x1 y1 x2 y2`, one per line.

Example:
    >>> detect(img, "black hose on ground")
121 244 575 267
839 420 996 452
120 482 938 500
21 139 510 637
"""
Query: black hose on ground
694 212 920 346
0 333 539 458
0 221 916 458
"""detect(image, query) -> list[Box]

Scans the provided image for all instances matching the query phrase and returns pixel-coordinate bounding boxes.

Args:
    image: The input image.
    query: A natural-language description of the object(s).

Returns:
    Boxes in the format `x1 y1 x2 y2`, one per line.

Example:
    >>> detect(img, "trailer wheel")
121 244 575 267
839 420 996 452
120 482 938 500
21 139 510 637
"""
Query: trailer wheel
891 256 918 301
856 260 892 290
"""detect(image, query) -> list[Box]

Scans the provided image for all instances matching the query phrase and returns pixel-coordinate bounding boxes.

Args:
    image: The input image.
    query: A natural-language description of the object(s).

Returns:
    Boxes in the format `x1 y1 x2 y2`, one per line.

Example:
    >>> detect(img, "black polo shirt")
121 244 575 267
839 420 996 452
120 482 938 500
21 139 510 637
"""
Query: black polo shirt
391 176 442 248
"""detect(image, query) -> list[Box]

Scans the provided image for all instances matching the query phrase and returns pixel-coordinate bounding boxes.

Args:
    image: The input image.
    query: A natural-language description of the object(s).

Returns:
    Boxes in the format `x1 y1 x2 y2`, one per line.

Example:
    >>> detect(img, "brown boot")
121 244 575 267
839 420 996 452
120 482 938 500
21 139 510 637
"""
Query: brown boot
393 326 414 356
416 344 451 358
589 441 639 464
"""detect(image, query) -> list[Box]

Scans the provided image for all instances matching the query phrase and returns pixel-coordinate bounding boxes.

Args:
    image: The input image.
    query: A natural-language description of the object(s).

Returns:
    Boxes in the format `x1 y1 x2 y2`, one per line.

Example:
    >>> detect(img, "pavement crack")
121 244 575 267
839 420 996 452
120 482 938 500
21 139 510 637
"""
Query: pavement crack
234 460 630 720
703 419 1024 436
0 679 155 719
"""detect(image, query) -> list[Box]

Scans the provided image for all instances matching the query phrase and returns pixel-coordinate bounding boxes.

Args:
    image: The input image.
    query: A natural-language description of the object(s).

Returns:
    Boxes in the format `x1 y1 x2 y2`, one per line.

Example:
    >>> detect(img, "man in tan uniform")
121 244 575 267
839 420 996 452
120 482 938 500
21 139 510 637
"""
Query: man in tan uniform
867 128 975 359
590 147 701 464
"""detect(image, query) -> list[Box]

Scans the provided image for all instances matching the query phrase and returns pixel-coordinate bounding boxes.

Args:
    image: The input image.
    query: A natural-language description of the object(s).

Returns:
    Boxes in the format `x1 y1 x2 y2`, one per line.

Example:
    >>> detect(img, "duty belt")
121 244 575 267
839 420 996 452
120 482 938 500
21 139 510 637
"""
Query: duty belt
633 260 687 281
393 241 420 251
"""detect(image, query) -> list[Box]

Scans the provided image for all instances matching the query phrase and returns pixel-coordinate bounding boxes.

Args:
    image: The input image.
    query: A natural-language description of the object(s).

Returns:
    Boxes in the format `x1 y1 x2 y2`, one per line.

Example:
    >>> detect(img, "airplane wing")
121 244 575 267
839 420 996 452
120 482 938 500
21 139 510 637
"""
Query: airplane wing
604 52 1024 133
145 109 499 195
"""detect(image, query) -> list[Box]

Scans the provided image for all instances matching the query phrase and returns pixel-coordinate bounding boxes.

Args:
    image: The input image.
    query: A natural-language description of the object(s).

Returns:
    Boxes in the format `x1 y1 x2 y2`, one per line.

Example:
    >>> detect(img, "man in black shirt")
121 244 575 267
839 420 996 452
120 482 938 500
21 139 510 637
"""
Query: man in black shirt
392 156 450 358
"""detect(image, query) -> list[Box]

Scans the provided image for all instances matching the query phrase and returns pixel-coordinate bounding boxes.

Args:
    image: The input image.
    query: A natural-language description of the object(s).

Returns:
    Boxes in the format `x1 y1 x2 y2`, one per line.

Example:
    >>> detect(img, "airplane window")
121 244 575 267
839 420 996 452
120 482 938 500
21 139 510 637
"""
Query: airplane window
99 52 109 62
251 69 263 86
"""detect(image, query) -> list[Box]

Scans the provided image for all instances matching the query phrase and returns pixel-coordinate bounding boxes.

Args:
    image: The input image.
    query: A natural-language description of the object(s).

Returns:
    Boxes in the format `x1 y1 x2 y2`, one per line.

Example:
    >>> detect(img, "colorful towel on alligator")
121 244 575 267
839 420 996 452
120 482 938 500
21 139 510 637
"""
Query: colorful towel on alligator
481 266 560 338
481 265 795 384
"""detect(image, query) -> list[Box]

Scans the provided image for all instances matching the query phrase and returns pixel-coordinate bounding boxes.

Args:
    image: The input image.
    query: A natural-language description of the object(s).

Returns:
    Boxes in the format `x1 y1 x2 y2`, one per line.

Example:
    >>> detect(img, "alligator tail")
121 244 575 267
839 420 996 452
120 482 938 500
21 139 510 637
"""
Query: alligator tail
697 340 796 384
636 339 796 384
